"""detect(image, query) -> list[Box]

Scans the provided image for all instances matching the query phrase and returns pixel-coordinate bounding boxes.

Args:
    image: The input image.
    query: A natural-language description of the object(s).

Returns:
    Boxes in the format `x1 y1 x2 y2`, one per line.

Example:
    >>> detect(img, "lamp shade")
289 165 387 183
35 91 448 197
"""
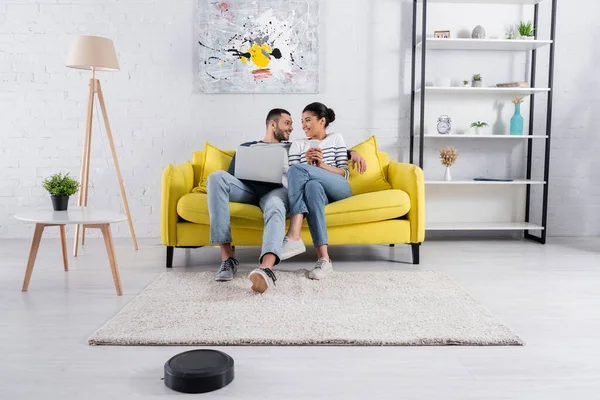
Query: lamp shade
66 35 120 71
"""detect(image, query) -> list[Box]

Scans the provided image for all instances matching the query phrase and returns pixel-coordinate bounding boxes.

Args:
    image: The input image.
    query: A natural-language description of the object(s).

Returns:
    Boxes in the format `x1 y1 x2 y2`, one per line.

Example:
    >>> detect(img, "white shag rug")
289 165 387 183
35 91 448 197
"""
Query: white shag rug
88 271 522 346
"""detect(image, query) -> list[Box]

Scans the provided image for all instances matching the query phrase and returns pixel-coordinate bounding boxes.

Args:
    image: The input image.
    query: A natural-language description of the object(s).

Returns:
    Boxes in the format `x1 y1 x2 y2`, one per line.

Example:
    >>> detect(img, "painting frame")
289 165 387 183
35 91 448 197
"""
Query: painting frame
195 0 320 94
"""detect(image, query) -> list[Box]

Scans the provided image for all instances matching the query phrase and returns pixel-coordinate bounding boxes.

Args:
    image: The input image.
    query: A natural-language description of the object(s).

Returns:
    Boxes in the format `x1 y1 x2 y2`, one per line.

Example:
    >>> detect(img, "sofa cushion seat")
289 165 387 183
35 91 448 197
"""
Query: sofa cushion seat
324 189 410 227
177 189 410 228
177 193 263 229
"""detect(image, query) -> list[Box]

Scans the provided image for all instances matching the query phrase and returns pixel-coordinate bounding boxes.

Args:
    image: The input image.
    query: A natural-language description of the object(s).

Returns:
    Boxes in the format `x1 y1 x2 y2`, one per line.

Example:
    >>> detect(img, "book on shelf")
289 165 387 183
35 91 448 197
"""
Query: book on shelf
496 81 530 88
473 177 514 182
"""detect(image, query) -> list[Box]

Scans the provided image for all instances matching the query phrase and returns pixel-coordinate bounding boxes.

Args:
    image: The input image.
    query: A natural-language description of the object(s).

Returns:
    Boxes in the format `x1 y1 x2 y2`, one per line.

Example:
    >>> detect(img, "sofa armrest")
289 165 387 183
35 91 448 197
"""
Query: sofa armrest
161 161 193 246
388 161 425 243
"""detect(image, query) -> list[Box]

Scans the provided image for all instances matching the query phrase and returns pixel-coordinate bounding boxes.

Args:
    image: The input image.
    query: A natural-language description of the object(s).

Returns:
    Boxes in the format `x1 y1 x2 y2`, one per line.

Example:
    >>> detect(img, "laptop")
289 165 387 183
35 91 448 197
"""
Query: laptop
234 145 287 184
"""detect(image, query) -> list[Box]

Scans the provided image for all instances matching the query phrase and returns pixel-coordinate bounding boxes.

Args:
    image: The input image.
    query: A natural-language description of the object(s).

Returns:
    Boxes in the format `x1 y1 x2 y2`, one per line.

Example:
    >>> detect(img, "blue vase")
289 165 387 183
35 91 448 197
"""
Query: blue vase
510 103 524 135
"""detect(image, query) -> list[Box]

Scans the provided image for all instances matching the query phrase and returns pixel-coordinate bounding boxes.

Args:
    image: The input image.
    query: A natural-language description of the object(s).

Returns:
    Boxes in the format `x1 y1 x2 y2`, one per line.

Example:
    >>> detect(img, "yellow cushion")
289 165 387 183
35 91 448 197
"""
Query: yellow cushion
323 189 410 226
348 136 392 195
177 189 410 228
192 143 234 194
191 150 205 188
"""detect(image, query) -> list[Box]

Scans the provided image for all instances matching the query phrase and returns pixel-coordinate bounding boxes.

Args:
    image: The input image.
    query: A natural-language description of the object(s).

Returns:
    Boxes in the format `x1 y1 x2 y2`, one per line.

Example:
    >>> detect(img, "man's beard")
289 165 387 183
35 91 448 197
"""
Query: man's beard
273 127 288 142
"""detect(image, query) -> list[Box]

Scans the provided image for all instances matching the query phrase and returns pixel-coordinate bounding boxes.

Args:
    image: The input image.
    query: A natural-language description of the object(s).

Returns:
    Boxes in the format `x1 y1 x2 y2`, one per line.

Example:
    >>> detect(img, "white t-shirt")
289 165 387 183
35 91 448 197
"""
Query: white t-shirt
288 133 350 179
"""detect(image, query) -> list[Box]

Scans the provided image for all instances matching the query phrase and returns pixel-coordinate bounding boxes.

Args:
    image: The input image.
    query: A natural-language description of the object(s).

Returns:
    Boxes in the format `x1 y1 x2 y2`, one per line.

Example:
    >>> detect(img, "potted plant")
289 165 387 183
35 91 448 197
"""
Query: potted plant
472 74 483 88
42 173 80 211
462 79 469 88
518 21 535 39
470 121 489 135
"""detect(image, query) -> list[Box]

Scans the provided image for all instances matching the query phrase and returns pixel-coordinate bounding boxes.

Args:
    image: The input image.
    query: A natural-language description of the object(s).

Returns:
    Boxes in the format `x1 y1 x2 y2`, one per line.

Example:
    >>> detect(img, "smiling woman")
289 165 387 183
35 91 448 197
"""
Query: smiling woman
196 0 319 93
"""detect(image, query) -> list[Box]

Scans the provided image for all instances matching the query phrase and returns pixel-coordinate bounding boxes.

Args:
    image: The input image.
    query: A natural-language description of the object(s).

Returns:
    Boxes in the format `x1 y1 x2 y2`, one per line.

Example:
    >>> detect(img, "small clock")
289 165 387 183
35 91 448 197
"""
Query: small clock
437 115 452 135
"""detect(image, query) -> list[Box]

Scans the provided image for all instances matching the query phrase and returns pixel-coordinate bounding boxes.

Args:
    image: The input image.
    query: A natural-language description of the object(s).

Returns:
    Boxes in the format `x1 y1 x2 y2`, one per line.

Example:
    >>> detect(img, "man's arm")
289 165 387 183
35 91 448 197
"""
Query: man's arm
227 153 237 175
348 150 367 174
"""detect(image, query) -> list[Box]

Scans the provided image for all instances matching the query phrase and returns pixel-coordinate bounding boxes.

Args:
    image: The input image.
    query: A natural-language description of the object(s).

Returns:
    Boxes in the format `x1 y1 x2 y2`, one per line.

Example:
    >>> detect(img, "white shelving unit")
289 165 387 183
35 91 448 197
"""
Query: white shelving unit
410 0 557 241
417 38 552 51
425 180 546 185
427 222 544 231
416 87 550 96
418 0 544 4
421 134 548 139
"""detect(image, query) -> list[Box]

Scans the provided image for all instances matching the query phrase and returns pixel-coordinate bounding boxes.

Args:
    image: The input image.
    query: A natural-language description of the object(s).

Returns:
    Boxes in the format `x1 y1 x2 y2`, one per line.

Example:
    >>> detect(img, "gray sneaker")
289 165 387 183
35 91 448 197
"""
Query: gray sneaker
308 258 333 280
214 257 239 281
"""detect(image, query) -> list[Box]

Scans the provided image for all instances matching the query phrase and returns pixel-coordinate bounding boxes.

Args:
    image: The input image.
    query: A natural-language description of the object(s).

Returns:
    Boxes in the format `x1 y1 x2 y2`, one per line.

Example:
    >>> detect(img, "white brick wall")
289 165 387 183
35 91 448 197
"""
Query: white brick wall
0 0 598 238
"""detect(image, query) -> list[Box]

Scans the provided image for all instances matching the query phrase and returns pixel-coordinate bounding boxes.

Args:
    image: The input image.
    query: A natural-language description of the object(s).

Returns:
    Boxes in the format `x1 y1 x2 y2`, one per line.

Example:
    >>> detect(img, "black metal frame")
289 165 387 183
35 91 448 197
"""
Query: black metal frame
166 246 204 268
410 0 557 243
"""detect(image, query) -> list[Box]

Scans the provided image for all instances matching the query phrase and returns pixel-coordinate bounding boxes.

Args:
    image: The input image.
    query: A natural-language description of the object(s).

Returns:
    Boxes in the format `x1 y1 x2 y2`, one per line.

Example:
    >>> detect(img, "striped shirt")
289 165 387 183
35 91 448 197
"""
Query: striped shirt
288 133 350 179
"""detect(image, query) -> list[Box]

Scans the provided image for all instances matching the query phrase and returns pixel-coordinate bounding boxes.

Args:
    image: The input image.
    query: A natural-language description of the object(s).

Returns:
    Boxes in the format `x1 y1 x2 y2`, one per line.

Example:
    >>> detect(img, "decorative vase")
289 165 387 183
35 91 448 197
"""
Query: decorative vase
472 80 483 88
472 25 486 39
510 103 524 135
444 167 452 181
51 195 69 211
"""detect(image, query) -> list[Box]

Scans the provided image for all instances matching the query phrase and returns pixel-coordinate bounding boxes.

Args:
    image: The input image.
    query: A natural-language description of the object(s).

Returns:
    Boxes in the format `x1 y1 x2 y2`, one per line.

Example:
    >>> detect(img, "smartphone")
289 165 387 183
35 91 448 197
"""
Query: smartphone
308 140 320 166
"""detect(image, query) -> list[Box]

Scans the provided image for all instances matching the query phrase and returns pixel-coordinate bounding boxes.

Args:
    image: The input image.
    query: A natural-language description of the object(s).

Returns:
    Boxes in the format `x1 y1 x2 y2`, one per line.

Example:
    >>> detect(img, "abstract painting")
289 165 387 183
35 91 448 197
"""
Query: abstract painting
196 0 319 93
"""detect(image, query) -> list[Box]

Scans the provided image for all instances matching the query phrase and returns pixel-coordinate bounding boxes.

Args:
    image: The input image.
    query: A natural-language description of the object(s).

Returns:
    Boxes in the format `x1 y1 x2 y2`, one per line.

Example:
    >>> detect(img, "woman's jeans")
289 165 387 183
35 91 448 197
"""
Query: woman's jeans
287 164 352 246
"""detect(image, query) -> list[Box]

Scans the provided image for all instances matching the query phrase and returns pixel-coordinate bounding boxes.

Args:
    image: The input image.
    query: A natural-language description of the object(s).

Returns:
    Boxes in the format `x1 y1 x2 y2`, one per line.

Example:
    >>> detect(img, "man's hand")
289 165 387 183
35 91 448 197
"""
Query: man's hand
306 148 323 167
350 151 367 174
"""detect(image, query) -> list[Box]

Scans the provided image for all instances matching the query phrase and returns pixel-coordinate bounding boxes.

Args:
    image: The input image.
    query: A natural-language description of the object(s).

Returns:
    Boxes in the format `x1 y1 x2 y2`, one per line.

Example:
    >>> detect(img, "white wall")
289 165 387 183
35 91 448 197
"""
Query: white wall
0 0 598 238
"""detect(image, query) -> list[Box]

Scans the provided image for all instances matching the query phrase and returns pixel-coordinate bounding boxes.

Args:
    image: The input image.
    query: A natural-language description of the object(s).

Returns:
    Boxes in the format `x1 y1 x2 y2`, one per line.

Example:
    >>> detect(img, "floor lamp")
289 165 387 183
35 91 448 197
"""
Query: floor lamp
66 35 138 255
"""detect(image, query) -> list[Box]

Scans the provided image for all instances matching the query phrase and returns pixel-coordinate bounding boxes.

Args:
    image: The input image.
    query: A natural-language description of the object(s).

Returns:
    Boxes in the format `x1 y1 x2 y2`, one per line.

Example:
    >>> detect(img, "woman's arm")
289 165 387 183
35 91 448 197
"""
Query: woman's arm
288 141 303 165
320 161 347 177
328 134 350 178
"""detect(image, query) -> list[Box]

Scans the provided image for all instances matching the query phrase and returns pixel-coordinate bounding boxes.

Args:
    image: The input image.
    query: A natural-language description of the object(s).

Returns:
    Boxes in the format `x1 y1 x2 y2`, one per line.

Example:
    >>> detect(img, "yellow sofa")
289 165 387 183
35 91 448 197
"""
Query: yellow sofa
161 149 425 267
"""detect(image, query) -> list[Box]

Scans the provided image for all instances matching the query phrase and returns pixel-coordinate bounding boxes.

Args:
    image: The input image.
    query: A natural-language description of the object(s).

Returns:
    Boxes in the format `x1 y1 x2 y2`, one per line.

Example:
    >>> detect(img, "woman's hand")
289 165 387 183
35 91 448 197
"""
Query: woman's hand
305 148 324 167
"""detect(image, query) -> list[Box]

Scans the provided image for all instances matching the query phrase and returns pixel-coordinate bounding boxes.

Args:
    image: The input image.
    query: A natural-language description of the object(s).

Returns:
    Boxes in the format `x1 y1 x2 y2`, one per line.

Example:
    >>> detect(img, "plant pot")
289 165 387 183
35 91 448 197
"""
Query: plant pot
462 82 469 88
472 81 483 88
470 127 487 135
520 35 534 40
51 195 69 211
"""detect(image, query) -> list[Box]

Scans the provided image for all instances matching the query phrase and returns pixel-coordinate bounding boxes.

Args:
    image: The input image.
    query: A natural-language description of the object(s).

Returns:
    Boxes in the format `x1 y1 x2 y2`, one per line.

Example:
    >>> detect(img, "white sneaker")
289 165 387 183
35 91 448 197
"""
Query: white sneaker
308 258 333 280
280 236 306 260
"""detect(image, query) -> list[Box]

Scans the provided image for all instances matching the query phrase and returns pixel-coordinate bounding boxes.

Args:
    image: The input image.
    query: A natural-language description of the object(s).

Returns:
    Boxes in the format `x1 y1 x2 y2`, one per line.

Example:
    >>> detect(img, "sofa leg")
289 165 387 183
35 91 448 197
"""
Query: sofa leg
389 244 395 247
411 243 420 265
166 246 174 269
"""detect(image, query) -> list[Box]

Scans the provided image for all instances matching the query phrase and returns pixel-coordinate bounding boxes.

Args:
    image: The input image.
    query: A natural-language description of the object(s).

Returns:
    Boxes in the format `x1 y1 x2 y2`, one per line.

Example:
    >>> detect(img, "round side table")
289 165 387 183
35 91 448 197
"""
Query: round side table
15 207 127 295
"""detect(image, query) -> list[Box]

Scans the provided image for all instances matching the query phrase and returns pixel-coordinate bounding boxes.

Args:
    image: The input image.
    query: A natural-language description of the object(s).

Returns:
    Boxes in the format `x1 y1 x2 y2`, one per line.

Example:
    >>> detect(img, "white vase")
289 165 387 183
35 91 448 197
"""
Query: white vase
444 167 451 181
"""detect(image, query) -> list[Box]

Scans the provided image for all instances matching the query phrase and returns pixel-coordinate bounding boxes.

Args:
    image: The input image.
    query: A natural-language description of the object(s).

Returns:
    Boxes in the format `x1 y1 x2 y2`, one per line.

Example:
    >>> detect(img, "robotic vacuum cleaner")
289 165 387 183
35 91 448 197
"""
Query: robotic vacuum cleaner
164 349 234 393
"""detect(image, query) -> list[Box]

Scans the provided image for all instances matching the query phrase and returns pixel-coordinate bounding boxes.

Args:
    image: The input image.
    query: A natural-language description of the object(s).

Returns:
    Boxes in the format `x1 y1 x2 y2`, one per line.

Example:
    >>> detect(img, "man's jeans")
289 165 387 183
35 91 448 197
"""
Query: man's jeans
207 170 288 264
287 164 352 246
